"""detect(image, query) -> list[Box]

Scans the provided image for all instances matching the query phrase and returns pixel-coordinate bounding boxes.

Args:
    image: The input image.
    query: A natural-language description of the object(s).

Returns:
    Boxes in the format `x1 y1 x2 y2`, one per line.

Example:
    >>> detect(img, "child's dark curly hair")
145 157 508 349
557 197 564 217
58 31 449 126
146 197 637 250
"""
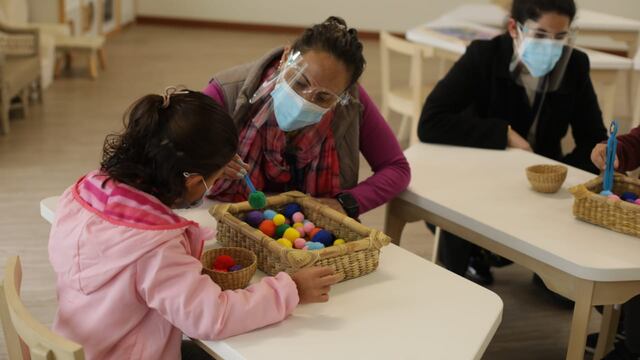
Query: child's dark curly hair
101 90 238 206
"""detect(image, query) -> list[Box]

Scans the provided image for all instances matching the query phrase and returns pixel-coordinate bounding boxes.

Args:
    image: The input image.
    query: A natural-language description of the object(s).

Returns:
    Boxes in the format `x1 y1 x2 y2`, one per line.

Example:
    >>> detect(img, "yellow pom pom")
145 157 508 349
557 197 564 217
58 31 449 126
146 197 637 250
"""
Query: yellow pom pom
273 214 286 226
283 228 301 242
333 239 346 246
293 222 304 229
276 238 293 248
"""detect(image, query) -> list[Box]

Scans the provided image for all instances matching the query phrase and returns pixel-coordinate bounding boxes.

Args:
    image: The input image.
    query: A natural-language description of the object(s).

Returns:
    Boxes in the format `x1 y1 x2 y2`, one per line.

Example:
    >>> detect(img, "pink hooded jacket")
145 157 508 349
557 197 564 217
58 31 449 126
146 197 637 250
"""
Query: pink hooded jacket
49 172 299 359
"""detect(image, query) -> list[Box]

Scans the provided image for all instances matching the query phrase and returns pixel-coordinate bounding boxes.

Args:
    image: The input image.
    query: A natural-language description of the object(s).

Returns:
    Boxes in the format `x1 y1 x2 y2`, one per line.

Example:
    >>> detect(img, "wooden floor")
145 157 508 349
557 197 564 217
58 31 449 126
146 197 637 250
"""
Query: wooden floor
0 24 602 359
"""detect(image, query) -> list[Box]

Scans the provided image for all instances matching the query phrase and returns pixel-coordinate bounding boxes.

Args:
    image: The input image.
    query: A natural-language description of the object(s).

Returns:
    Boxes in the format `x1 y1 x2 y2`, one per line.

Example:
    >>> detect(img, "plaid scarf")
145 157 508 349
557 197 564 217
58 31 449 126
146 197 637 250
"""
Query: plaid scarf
210 65 341 202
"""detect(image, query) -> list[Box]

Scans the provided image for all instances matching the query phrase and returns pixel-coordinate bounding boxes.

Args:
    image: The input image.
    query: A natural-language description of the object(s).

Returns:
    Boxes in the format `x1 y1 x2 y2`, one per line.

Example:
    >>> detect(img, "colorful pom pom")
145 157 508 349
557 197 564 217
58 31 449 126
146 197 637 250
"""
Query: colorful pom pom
273 214 286 226
283 228 301 242
263 209 277 220
258 220 276 238
294 238 307 249
276 238 293 248
245 210 264 228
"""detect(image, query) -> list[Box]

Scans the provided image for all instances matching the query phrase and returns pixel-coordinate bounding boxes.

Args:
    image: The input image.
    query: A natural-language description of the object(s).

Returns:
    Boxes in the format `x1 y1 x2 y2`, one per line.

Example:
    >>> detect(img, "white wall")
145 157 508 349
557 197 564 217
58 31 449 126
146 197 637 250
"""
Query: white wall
136 0 640 33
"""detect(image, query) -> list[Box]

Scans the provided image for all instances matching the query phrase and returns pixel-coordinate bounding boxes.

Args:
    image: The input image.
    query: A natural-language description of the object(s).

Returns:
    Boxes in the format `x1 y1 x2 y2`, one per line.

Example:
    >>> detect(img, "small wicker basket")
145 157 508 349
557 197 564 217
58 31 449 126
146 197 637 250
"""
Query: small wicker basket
201 247 257 290
210 191 390 281
570 173 640 238
526 164 568 193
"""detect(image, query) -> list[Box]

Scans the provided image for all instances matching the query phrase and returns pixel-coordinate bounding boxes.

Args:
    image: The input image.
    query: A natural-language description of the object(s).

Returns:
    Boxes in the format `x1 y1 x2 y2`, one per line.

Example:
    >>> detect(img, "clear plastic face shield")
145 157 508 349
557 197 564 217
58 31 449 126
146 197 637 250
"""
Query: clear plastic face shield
249 51 350 132
509 20 577 92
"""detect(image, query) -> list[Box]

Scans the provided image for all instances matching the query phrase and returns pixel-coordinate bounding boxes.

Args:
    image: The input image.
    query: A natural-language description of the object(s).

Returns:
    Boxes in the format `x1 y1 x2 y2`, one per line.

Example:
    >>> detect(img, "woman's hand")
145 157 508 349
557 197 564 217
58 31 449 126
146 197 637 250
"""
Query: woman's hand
290 266 343 304
591 143 618 170
316 198 346 214
223 154 250 180
507 126 533 152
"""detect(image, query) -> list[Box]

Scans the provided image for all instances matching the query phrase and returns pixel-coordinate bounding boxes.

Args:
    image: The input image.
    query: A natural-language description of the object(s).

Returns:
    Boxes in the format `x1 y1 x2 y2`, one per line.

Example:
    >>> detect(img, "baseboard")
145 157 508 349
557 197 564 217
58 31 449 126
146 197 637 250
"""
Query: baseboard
135 16 399 40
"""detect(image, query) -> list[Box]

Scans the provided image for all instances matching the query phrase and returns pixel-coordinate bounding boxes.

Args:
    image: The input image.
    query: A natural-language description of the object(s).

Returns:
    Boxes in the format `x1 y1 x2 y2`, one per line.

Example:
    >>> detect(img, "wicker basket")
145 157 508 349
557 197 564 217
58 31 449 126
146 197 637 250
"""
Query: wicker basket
201 247 257 290
526 164 568 193
210 191 391 281
570 173 640 238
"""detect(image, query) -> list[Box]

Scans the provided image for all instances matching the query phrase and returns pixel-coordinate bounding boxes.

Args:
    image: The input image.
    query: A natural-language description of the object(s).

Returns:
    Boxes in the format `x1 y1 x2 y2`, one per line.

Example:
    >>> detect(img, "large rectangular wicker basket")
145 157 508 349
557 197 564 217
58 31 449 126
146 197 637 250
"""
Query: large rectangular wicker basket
209 191 391 281
570 173 640 238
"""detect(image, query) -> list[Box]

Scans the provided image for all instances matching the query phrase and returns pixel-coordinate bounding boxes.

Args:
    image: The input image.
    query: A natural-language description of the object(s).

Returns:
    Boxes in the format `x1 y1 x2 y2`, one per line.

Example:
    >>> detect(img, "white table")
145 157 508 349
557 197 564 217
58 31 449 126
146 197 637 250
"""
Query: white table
40 195 503 360
439 4 640 57
384 143 640 360
405 18 634 125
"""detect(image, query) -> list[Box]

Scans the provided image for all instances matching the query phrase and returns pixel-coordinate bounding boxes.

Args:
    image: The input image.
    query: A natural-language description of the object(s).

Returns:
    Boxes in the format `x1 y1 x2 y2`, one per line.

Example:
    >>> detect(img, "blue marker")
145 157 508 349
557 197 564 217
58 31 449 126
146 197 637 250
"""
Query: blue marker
600 120 618 196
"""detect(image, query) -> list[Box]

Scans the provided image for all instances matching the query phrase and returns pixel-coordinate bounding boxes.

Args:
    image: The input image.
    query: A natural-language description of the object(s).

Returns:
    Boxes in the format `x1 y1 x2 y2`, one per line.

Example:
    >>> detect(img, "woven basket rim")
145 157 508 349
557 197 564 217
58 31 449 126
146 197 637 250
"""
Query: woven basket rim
209 191 391 264
526 164 568 175
570 173 640 212
201 247 257 274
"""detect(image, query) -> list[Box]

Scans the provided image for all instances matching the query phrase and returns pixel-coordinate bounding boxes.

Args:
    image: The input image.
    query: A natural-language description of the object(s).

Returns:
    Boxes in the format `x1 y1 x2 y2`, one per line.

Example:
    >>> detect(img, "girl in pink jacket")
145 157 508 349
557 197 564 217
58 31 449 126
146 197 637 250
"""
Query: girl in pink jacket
48 88 342 360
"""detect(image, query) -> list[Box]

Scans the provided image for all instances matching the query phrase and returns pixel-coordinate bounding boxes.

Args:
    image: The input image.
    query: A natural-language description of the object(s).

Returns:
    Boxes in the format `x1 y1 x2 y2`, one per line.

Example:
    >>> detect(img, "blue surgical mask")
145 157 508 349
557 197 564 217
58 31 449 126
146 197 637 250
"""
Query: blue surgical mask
518 37 564 78
270 81 329 132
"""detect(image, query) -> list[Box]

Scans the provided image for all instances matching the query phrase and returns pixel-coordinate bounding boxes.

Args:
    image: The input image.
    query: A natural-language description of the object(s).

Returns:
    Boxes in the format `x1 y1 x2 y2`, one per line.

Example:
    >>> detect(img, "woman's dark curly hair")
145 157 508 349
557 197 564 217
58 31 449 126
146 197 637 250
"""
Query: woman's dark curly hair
511 0 576 24
100 90 238 207
292 16 366 88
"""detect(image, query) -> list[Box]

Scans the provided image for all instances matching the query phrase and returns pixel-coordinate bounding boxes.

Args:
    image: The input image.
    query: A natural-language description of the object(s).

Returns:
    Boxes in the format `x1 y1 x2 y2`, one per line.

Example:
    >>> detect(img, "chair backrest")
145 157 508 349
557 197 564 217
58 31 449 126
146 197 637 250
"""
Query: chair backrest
0 256 84 360
379 31 434 146
380 31 423 97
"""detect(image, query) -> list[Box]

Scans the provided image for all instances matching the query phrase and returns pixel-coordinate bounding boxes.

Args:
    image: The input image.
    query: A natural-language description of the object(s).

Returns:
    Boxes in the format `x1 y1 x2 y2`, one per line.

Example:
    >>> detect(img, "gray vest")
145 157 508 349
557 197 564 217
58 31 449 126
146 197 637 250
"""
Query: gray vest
210 47 363 190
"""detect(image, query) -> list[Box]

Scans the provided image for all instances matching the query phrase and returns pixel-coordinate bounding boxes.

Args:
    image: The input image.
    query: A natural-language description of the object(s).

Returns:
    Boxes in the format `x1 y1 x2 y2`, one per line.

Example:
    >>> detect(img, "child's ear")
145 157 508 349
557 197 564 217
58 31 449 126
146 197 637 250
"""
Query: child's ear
279 46 292 68
184 174 204 192
507 18 518 41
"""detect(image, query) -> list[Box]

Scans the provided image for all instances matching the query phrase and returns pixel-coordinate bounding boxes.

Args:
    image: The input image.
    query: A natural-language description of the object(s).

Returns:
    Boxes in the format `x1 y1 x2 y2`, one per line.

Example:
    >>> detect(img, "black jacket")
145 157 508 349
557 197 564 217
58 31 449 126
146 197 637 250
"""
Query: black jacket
418 33 607 173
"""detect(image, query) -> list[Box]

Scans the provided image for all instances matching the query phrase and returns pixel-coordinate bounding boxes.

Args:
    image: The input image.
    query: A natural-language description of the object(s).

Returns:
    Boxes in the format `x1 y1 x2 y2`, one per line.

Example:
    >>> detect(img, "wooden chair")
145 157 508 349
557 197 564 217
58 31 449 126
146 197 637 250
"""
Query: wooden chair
1 0 106 80
0 256 84 360
0 22 43 134
380 31 434 147
491 0 512 10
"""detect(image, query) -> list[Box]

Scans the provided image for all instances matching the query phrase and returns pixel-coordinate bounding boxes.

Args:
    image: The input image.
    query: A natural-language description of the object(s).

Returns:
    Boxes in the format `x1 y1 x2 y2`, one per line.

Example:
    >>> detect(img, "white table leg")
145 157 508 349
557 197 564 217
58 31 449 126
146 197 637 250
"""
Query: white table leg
594 304 622 360
566 281 595 360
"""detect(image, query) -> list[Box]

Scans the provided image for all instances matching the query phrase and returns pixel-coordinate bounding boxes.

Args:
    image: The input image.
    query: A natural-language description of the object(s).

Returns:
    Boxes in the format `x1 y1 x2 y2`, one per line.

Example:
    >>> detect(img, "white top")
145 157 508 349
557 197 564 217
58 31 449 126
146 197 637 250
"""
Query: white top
442 4 640 33
39 195 503 360
401 143 640 282
406 18 633 70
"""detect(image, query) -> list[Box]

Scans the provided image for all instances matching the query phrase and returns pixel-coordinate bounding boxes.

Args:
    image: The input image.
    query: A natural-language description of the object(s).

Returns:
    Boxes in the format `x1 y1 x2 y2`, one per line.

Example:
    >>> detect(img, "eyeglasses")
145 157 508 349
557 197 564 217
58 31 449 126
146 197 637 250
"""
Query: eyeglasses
518 22 577 43
279 52 350 109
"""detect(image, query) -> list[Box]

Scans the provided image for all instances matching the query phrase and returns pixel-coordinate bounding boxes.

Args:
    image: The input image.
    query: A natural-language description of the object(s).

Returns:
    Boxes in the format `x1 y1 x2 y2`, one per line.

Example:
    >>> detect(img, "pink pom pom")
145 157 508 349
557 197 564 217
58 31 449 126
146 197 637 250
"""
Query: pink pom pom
303 222 315 234
292 212 305 223
608 194 621 201
294 238 306 249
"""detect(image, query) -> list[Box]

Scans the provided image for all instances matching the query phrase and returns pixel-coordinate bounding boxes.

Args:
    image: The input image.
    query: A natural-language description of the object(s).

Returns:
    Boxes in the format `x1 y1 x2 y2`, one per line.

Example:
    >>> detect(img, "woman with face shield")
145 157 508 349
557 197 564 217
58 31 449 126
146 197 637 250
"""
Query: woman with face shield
202 16 410 219
417 0 607 288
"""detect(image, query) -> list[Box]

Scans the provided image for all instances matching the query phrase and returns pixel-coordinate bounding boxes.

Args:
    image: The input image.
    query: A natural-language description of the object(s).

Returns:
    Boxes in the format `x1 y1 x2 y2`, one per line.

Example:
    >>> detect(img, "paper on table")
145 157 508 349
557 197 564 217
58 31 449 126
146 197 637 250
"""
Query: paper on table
430 26 498 43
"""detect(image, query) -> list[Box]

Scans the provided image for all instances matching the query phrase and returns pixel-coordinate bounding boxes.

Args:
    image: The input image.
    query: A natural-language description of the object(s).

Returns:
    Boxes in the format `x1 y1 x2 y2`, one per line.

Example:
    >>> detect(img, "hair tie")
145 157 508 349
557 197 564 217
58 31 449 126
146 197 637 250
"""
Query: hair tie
160 85 188 109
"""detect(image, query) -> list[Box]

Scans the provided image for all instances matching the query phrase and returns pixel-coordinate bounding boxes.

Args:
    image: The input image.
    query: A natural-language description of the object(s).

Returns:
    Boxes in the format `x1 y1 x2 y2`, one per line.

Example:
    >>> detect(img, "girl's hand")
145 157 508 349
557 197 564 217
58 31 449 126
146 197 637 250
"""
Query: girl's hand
290 266 343 304
223 154 250 180
591 143 618 170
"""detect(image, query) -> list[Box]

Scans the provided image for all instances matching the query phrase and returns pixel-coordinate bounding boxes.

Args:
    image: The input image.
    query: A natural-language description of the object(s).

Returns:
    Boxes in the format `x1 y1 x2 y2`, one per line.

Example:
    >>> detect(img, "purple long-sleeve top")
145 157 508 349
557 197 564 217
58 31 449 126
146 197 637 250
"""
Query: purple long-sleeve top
203 82 410 214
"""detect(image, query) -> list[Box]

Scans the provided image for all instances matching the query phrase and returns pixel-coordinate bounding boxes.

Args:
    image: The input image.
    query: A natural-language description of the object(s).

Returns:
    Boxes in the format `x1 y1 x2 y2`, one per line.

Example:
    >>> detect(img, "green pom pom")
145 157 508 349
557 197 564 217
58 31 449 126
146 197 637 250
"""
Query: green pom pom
275 224 291 238
248 191 267 209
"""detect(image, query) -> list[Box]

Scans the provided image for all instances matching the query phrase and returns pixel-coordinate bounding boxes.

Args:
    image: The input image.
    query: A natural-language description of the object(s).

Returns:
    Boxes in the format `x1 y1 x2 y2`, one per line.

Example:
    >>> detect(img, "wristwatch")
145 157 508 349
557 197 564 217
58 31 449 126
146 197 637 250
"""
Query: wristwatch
335 192 360 219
